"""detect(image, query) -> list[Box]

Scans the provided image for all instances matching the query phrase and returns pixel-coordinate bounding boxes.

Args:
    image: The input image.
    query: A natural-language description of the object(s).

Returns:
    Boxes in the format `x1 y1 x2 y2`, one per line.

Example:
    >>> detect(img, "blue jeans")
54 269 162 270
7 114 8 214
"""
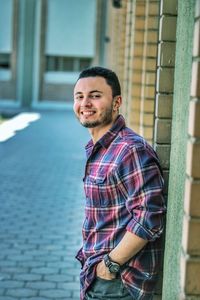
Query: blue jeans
85 276 133 300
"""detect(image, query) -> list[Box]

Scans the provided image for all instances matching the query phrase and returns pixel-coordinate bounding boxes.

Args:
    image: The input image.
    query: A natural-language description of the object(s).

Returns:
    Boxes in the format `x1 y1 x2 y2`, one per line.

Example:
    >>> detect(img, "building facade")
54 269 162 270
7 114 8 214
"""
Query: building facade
99 0 200 299
0 0 97 109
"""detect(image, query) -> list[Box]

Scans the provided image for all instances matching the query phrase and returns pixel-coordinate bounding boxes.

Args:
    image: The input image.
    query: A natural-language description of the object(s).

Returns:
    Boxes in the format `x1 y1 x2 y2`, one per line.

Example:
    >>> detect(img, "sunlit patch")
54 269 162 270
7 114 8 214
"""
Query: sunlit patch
0 113 41 142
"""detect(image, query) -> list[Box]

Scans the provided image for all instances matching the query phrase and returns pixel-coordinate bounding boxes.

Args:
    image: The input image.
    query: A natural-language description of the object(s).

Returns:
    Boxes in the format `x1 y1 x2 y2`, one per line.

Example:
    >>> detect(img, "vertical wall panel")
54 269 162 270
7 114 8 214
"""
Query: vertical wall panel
180 0 200 298
0 0 13 52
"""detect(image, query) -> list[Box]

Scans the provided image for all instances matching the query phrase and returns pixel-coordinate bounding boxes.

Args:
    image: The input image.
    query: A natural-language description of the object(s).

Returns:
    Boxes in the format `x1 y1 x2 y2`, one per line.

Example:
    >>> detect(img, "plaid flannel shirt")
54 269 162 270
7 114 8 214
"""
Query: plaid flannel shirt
76 115 166 300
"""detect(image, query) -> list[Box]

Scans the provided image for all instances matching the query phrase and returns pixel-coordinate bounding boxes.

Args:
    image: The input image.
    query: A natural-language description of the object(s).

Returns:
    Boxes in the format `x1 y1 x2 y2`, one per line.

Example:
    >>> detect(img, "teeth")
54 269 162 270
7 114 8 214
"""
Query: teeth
82 111 95 116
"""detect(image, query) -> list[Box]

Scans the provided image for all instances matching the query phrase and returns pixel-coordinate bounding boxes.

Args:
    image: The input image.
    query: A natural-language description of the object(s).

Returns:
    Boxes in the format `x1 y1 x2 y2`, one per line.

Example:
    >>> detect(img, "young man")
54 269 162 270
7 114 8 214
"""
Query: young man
73 66 166 300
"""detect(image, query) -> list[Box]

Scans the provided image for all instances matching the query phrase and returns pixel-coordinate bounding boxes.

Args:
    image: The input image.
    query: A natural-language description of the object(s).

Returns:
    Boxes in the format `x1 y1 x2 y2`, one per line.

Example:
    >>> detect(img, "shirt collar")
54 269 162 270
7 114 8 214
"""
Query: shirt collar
85 114 126 151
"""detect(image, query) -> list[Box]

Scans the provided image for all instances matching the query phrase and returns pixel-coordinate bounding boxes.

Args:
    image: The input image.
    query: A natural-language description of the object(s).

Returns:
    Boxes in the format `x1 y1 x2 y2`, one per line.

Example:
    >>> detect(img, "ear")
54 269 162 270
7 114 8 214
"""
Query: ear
113 96 122 111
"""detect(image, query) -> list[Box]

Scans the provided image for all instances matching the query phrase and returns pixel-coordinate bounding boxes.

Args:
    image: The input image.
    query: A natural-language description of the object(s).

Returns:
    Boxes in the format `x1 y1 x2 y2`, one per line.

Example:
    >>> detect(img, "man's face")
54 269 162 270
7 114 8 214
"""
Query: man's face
73 76 116 129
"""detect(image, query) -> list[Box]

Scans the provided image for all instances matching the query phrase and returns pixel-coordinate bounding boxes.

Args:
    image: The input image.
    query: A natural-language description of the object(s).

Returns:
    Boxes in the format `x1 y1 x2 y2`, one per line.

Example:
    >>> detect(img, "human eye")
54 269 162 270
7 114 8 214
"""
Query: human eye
74 95 83 101
90 93 101 99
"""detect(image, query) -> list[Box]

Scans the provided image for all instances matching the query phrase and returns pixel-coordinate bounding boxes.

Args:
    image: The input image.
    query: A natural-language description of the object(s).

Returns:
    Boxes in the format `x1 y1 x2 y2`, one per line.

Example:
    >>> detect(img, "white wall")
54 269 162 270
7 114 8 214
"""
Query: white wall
45 0 97 57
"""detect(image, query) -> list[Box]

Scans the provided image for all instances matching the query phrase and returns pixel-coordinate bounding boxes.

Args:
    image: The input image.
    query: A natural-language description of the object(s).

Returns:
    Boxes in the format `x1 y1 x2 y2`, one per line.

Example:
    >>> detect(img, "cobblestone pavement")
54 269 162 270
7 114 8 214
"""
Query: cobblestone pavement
0 111 89 300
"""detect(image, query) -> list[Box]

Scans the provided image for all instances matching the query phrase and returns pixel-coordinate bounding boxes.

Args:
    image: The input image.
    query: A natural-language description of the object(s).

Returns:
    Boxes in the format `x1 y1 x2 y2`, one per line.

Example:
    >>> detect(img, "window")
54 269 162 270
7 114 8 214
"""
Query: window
0 54 10 69
45 56 91 72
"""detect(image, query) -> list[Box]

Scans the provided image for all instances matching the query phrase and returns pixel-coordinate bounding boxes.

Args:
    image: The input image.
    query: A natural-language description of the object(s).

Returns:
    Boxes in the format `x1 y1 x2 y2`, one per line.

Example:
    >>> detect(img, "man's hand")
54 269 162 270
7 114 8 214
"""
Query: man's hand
96 260 116 280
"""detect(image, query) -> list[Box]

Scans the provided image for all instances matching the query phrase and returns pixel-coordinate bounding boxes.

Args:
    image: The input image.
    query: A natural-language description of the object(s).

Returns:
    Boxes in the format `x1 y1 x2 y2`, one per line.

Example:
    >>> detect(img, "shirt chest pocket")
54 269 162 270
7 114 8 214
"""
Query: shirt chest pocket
83 172 122 208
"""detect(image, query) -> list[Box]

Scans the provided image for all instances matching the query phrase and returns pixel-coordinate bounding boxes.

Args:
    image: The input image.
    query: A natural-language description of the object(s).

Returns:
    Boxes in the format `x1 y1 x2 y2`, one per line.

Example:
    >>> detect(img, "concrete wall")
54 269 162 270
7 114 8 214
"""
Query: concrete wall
162 0 195 299
180 0 200 298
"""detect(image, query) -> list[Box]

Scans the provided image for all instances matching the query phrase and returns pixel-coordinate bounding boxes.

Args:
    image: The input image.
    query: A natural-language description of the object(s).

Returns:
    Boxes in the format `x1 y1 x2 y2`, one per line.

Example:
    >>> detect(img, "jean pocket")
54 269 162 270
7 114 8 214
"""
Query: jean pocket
91 276 124 297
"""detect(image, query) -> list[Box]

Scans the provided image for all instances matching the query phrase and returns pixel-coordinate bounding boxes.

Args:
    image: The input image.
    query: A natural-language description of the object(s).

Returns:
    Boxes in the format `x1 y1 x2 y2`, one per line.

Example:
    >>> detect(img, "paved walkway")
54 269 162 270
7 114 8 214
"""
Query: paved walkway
0 111 89 300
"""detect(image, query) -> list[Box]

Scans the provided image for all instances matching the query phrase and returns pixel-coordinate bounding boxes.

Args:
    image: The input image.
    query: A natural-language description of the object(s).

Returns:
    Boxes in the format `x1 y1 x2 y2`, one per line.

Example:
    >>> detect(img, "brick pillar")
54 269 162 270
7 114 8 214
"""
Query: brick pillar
127 0 146 131
154 1 178 298
122 0 136 120
122 0 160 145
116 1 127 90
154 0 177 197
180 1 200 298
109 6 120 70
103 1 127 88
140 0 160 144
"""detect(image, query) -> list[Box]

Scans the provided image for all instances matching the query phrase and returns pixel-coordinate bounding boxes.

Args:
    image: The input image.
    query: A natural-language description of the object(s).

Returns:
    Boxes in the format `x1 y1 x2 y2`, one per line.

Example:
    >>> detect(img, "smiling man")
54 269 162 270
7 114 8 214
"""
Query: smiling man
73 66 166 300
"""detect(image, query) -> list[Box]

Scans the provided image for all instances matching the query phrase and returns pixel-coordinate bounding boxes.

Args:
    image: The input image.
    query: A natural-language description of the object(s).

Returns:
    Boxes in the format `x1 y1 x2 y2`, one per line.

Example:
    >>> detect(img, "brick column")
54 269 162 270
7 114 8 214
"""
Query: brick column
140 0 160 144
154 0 177 196
154 1 178 298
122 0 136 120
116 1 127 90
181 1 200 297
122 0 160 145
127 1 146 130
102 1 127 92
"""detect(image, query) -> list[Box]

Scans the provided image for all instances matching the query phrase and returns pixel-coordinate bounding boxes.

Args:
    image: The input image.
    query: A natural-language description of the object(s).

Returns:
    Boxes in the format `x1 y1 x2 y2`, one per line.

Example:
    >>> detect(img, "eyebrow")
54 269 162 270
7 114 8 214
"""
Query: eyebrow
75 90 103 95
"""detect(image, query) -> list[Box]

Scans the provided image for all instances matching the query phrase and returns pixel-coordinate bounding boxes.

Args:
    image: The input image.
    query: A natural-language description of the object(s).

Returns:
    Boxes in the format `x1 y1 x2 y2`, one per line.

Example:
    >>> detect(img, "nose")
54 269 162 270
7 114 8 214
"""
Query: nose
81 96 92 106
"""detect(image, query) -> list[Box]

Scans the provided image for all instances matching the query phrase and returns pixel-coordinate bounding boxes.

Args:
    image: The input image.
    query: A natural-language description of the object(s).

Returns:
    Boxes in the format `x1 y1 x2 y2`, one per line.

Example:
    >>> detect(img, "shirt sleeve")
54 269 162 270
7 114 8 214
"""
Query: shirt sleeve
116 144 166 241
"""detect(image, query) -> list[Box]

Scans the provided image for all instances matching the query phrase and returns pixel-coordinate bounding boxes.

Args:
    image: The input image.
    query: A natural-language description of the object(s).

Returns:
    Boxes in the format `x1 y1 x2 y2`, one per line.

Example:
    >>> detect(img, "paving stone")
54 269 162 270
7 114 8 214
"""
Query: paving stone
0 267 29 274
39 289 71 298
6 288 38 297
60 268 80 276
26 281 56 290
31 267 59 275
49 250 69 257
46 261 70 268
13 243 37 251
0 273 11 280
0 111 89 300
58 282 80 291
39 244 64 251
0 280 24 288
24 250 50 256
35 256 61 263
0 261 17 267
13 273 42 281
7 255 34 262
44 274 71 282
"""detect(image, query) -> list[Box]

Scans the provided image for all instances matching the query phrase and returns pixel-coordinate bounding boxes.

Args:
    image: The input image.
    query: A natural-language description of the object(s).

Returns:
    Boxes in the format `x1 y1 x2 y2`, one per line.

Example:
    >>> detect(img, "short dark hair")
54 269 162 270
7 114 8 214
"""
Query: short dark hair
77 66 121 97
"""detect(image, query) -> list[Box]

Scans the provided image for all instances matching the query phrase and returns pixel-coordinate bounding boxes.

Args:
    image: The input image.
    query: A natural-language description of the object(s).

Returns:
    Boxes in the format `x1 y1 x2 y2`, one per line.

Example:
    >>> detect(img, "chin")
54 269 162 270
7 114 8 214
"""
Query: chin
81 122 98 128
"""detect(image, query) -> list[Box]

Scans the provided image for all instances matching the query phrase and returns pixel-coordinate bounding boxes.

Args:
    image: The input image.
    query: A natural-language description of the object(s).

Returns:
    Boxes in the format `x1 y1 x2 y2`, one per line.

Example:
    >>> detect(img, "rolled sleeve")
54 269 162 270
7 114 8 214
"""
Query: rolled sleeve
117 145 166 241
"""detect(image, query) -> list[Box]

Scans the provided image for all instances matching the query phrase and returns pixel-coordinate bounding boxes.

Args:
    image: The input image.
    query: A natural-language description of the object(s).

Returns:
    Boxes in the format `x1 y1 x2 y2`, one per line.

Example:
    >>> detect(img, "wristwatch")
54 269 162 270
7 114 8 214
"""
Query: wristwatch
103 254 121 273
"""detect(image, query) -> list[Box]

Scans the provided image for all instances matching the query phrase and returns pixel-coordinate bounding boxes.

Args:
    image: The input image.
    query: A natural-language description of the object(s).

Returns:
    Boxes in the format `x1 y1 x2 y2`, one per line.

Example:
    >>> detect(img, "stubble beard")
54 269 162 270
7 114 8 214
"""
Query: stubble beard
79 105 114 128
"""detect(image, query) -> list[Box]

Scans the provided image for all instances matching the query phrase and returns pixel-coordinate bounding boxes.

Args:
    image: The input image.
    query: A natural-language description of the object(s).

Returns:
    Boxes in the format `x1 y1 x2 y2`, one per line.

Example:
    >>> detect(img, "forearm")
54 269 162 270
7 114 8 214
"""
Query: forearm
96 230 148 279
109 231 148 265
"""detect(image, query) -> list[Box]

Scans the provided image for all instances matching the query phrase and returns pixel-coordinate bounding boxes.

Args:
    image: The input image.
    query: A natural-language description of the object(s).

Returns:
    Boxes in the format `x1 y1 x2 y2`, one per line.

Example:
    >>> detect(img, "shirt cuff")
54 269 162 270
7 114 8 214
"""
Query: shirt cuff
126 218 162 241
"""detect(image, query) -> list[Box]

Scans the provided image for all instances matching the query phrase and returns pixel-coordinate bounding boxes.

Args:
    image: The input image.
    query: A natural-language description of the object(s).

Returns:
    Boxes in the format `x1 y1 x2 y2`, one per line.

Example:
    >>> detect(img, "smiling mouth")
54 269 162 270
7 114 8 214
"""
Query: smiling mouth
81 111 96 116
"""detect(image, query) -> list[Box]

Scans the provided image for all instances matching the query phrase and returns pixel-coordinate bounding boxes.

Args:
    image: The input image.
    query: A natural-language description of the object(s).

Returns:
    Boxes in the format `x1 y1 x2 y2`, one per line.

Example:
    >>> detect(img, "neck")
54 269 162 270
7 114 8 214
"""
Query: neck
89 114 118 144
89 124 111 144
